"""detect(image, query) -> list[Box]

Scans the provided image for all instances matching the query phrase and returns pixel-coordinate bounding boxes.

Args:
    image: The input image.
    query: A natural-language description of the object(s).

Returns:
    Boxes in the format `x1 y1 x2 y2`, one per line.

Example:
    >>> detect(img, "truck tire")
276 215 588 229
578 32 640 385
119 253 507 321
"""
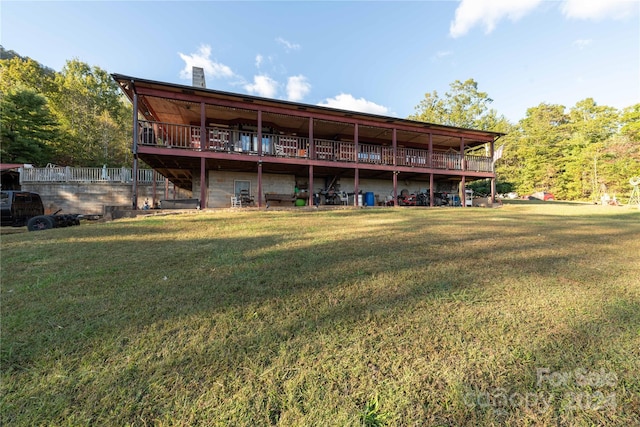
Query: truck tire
27 215 55 231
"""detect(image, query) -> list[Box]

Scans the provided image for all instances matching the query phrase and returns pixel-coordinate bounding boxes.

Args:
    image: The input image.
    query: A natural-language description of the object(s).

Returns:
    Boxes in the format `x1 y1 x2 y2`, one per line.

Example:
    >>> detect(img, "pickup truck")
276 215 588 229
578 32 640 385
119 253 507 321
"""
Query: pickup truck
1 190 81 231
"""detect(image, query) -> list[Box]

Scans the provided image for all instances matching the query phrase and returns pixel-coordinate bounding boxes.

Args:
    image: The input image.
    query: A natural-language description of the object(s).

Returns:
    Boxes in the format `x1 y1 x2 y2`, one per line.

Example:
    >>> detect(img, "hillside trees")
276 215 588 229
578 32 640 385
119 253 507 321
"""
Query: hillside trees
0 56 58 166
0 49 132 167
411 78 638 201
496 100 639 201
47 59 132 166
0 88 57 165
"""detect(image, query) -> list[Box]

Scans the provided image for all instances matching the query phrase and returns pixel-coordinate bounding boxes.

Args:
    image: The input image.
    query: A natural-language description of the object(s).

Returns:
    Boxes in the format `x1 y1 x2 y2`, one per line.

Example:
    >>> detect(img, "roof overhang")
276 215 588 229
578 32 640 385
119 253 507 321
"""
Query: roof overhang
111 73 505 147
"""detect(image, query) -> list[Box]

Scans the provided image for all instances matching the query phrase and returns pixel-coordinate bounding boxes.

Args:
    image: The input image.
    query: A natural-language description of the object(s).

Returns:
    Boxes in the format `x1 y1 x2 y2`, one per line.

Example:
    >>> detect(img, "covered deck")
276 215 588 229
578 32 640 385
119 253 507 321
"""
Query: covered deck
112 74 503 208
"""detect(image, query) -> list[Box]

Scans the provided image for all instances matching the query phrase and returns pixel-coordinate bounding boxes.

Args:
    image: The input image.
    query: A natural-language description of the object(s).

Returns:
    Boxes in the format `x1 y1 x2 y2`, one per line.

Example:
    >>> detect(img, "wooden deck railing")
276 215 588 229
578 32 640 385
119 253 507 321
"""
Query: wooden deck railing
138 120 493 172
20 166 166 183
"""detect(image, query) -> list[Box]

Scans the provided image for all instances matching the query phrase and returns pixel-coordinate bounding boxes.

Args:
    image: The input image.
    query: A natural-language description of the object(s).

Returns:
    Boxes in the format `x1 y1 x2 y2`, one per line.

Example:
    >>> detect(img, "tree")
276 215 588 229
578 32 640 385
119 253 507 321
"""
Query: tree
0 88 57 165
496 103 570 196
620 104 640 141
47 59 132 166
409 78 509 132
0 54 55 95
559 99 620 201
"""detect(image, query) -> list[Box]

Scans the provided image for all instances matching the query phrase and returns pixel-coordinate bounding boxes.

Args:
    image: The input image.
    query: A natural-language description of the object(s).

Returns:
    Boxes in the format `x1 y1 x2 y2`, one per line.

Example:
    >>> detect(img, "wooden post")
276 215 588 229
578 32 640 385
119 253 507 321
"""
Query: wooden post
200 157 207 209
197 102 207 208
429 173 434 207
428 133 433 168
393 171 398 208
257 161 263 208
490 139 496 204
200 102 206 151
309 164 314 206
354 167 359 206
392 128 397 166
132 88 139 210
257 110 262 156
308 118 314 160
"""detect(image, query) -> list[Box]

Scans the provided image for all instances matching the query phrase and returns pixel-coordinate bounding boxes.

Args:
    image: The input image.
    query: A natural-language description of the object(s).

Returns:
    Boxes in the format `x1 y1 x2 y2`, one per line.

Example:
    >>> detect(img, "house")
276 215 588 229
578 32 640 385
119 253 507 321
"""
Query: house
111 74 503 209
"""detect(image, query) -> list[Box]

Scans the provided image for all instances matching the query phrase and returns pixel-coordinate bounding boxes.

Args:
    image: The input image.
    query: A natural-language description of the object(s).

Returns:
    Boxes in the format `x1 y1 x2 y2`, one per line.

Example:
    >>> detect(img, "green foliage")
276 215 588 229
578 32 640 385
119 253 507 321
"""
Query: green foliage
1 50 132 167
496 100 639 201
620 104 640 140
0 53 56 94
409 78 510 132
0 87 57 165
47 59 132 166
361 395 389 427
467 179 514 197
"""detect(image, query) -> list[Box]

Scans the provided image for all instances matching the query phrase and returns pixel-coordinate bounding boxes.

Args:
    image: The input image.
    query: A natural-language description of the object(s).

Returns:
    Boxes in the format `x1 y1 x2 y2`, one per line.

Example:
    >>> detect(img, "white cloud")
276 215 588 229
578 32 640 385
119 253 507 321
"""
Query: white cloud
276 37 301 52
244 75 279 98
450 0 543 38
317 93 389 115
178 44 235 80
561 0 638 20
432 50 453 62
450 0 637 38
255 54 263 68
573 39 593 49
286 75 311 102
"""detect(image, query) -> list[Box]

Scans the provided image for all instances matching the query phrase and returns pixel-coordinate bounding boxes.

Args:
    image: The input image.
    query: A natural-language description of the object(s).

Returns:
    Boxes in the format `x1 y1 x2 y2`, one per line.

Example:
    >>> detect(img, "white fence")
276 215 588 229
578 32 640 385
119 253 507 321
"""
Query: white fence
20 167 166 184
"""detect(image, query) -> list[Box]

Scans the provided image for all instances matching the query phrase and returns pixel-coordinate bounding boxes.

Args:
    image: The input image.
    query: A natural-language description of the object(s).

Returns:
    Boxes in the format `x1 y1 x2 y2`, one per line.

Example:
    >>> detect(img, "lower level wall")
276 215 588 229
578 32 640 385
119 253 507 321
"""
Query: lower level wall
195 170 465 208
193 171 296 208
22 182 191 215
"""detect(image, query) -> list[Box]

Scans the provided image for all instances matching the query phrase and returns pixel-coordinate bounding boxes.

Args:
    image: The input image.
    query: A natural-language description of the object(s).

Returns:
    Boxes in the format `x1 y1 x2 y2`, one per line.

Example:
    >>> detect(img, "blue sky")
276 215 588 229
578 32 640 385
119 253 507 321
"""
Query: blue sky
2 0 639 123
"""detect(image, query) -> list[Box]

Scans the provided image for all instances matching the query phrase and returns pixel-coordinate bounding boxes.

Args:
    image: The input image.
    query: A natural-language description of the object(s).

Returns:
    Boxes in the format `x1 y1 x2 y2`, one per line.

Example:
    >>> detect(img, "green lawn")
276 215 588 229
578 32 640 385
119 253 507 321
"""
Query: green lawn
2 203 639 426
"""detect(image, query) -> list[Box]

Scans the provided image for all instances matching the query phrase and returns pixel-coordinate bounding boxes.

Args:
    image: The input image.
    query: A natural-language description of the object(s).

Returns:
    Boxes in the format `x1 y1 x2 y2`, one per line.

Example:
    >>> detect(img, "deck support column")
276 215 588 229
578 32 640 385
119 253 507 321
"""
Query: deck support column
132 155 138 209
354 168 359 206
429 133 434 207
200 102 206 151
308 118 314 160
257 110 262 156
257 161 263 208
354 123 359 206
152 173 157 208
429 173 434 207
131 87 139 210
460 137 466 208
308 164 314 206
354 123 359 164
393 171 398 208
200 157 207 209
198 102 207 208
490 139 496 204
491 178 496 205
392 128 397 166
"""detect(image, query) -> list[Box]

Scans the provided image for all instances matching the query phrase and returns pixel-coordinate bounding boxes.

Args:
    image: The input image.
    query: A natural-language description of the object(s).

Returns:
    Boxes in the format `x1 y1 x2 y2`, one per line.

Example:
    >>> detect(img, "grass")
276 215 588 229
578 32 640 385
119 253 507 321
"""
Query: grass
1 202 639 426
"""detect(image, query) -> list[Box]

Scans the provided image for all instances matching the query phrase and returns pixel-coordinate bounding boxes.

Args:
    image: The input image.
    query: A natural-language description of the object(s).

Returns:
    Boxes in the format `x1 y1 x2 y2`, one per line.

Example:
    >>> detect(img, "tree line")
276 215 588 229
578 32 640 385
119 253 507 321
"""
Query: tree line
2 48 638 201
410 79 640 201
1 47 132 167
